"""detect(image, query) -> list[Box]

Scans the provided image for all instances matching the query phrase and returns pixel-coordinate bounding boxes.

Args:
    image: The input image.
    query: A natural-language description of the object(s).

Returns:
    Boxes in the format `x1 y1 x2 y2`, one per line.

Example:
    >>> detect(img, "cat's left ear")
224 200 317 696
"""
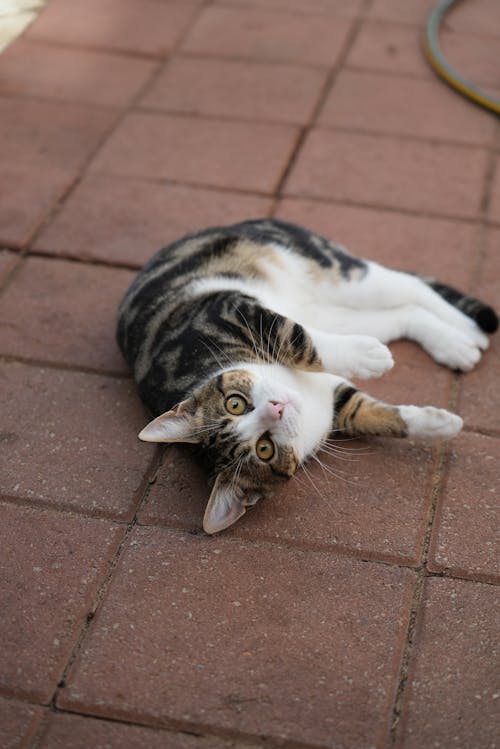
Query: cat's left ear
203 474 262 535
138 398 200 443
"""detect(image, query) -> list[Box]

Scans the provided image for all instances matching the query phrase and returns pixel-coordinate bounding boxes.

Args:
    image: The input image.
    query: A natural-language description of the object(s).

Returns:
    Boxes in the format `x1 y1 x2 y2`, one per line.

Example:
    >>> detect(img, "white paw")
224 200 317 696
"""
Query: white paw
427 330 483 371
400 405 463 439
465 319 489 351
342 336 394 379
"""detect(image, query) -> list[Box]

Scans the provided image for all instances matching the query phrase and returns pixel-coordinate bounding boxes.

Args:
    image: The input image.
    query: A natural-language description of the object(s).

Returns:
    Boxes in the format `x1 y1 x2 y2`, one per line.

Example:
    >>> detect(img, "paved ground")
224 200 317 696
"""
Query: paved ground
1 1 499 748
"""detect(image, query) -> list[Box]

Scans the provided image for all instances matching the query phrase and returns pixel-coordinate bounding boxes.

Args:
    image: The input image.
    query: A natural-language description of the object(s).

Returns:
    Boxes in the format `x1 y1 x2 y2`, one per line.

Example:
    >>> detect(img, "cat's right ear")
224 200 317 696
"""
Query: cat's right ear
203 474 247 534
138 399 200 443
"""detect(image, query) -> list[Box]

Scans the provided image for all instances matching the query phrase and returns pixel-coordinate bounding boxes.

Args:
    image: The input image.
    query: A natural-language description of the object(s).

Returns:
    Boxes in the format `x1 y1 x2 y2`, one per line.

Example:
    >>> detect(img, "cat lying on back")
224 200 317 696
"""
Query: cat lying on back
117 219 498 534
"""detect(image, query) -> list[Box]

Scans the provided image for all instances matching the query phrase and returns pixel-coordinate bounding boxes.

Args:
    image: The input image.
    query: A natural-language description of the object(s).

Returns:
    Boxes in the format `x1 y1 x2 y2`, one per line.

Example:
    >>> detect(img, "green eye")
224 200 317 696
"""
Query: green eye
256 436 275 462
225 394 247 416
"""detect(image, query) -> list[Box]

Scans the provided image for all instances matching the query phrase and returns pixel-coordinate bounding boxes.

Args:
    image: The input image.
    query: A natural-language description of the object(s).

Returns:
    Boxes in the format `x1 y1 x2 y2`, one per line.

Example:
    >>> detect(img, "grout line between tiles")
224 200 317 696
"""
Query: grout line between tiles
43 446 164 710
0 353 131 379
273 2 372 200
387 439 448 748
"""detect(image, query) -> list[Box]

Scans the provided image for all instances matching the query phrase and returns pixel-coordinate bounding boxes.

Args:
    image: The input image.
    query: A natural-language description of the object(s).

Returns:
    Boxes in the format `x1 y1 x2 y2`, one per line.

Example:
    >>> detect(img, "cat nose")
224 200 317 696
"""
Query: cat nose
267 400 286 420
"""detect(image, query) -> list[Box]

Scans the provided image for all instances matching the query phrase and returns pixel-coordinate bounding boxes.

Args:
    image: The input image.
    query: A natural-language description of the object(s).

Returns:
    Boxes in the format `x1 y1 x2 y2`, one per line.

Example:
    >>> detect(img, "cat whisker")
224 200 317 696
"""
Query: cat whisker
300 461 326 503
234 305 265 365
317 448 360 464
200 336 235 371
269 315 281 363
319 441 372 458
312 453 367 487
309 453 350 476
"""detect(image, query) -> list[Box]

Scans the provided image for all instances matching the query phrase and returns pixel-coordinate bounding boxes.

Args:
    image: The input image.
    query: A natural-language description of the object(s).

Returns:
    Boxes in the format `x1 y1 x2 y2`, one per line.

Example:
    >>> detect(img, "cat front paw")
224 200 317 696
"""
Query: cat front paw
341 336 394 379
400 405 463 439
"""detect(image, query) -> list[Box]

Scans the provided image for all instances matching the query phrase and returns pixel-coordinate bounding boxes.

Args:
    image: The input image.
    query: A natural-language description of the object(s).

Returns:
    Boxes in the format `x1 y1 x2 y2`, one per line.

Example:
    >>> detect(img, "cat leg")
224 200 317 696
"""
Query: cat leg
330 262 491 362
332 381 462 439
228 294 393 379
320 304 484 371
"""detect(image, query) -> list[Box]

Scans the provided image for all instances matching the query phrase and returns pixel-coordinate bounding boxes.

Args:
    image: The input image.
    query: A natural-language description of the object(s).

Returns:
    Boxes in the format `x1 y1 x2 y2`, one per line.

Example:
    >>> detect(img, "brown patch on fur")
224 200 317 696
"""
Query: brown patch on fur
336 392 408 437
204 240 279 281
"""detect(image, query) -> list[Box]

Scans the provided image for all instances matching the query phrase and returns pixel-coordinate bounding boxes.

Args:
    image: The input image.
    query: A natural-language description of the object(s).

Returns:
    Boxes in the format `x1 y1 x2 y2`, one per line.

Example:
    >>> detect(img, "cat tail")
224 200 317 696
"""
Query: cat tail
421 277 498 334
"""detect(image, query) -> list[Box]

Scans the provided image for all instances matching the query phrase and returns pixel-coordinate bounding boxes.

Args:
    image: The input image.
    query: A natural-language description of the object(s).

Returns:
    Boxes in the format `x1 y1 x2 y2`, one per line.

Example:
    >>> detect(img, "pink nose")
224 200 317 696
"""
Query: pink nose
267 400 285 420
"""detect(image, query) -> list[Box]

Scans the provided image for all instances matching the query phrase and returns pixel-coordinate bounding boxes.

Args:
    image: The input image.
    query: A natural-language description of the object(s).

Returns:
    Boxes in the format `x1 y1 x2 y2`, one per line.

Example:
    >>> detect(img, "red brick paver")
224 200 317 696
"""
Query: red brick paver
0 0 498 747
26 0 202 56
90 112 299 193
0 40 157 108
182 6 354 66
34 175 273 267
140 56 328 125
60 528 415 746
0 362 154 518
0 257 133 371
285 130 489 218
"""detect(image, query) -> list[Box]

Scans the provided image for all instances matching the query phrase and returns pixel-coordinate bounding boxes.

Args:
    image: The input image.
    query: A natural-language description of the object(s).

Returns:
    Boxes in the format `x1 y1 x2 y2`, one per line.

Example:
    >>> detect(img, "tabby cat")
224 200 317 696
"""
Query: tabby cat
117 219 497 534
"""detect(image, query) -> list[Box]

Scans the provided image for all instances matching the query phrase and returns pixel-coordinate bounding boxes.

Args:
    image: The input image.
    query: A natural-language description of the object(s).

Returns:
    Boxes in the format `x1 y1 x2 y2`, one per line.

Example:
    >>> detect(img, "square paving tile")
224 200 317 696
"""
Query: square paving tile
0 502 122 702
284 130 488 219
0 362 154 519
0 696 43 749
457 228 500 433
37 712 261 749
34 175 273 267
0 40 157 108
90 112 299 193
396 577 499 749
428 433 500 583
140 56 327 125
26 0 201 56
0 257 133 372
0 96 116 171
140 422 440 565
319 70 496 146
182 5 353 66
275 198 479 289
60 527 415 746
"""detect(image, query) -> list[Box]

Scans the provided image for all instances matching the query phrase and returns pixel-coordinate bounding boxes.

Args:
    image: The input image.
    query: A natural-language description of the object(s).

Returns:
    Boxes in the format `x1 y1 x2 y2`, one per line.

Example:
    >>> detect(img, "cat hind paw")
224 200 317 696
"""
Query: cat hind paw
400 405 463 439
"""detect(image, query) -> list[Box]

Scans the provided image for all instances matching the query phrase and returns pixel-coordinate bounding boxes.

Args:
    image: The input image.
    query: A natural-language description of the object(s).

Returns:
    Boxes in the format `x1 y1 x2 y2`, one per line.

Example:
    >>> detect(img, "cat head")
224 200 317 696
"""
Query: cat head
139 367 308 534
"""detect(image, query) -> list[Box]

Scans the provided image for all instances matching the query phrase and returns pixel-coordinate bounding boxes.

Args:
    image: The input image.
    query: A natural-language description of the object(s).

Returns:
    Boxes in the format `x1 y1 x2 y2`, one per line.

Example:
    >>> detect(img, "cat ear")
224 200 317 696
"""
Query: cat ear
203 475 248 535
138 399 200 444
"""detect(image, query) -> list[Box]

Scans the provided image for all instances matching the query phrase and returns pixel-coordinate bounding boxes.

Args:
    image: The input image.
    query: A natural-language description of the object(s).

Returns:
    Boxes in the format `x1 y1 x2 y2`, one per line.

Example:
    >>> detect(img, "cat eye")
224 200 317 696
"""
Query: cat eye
256 436 275 462
225 394 248 416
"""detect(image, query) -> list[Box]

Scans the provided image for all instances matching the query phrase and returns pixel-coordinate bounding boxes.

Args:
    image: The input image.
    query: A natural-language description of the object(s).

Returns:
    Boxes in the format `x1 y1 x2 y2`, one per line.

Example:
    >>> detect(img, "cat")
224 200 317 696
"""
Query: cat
117 219 498 534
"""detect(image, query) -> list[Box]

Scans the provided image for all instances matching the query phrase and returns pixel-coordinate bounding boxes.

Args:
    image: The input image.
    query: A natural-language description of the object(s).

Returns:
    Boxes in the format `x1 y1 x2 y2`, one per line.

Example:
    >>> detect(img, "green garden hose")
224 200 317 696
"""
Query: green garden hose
423 0 500 115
